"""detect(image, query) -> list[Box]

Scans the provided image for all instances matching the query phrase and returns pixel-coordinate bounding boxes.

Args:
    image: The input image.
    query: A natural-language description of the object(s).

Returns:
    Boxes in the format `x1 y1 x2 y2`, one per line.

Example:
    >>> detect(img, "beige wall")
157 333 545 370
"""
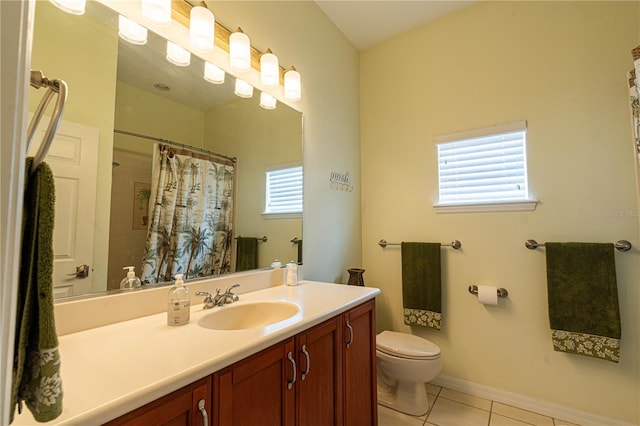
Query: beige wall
30 1 118 293
208 1 362 284
114 81 205 153
204 96 303 268
361 1 639 423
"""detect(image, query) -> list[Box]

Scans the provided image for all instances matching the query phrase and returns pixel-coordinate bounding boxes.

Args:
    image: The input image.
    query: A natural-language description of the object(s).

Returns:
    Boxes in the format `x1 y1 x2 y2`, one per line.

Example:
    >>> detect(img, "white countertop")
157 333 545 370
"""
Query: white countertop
13 281 380 425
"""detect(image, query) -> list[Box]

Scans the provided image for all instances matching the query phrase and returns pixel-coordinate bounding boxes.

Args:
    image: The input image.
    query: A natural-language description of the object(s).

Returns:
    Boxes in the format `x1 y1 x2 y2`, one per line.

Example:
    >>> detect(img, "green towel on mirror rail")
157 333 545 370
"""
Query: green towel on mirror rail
11 158 63 423
236 237 258 271
401 242 442 330
545 242 621 363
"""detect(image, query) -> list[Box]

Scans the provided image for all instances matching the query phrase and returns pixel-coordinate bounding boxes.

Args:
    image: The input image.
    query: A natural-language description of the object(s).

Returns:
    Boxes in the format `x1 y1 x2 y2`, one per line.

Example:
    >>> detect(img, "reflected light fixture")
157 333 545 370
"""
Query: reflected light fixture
204 62 225 84
234 79 254 98
141 0 171 26
118 15 148 45
284 66 301 102
189 6 215 51
229 28 251 73
260 49 279 87
260 92 277 110
166 41 191 67
49 0 86 15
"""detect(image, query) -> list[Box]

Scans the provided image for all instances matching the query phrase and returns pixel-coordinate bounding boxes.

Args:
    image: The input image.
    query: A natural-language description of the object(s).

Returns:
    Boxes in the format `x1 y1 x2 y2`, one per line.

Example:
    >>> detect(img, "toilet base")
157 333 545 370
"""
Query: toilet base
377 381 429 417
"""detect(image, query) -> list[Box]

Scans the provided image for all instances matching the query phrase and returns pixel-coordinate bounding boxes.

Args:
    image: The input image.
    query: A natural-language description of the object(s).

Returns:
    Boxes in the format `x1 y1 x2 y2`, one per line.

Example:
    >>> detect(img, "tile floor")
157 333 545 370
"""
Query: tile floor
378 384 582 426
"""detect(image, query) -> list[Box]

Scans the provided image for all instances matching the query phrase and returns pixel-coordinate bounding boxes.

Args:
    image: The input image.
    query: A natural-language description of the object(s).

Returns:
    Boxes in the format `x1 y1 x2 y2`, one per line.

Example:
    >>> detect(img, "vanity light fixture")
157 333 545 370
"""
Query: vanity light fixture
260 49 279 87
189 6 215 51
118 15 148 45
141 0 172 26
284 66 301 102
260 92 277 110
49 0 86 15
234 79 254 98
204 62 225 84
166 41 191 67
229 28 251 73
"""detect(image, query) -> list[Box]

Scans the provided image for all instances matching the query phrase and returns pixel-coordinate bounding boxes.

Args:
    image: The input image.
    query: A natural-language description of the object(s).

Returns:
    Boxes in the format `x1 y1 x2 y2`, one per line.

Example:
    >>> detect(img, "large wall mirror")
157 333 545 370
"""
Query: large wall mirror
29 1 303 300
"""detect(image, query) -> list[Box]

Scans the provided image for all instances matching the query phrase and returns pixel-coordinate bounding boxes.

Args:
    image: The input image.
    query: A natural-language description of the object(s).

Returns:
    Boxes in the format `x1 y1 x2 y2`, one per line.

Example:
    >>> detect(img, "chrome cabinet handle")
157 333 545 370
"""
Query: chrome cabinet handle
287 351 296 389
301 344 310 381
197 398 209 426
346 321 354 348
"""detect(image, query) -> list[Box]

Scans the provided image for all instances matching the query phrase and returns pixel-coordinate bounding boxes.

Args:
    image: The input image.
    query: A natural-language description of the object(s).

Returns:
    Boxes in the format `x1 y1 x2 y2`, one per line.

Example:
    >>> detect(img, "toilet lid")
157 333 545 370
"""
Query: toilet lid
376 331 441 360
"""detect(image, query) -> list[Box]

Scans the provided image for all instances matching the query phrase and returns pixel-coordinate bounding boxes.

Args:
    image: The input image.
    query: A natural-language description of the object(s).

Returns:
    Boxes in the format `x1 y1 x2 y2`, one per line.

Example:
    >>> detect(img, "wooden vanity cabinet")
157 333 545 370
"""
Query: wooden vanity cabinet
213 338 296 426
212 300 377 426
104 376 211 426
343 299 377 426
104 299 377 426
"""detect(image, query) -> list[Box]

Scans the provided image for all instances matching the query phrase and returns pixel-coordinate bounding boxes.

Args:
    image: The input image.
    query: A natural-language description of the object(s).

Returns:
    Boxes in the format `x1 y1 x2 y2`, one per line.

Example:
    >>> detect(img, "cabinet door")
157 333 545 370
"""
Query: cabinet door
343 300 378 426
214 339 295 426
296 317 343 426
105 376 211 426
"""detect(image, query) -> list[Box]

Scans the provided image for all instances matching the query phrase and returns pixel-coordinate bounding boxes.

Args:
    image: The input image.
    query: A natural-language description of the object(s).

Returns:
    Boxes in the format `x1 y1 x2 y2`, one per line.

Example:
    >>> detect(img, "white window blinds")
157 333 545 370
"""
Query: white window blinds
437 122 528 205
265 165 303 214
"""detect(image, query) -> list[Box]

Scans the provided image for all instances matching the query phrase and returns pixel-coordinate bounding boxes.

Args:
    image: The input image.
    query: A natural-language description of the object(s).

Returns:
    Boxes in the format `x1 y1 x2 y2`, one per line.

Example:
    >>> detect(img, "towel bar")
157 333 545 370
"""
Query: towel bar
468 285 508 298
525 239 632 252
378 239 462 249
235 235 268 242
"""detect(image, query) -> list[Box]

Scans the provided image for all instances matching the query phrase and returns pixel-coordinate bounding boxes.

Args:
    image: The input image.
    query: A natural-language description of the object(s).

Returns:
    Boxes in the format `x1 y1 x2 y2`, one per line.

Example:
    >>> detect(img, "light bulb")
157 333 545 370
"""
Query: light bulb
260 92 277 110
234 79 254 98
260 50 279 87
166 41 191 67
204 62 225 84
284 67 301 102
118 15 148 45
189 6 215 51
50 0 85 15
229 28 251 73
141 0 171 26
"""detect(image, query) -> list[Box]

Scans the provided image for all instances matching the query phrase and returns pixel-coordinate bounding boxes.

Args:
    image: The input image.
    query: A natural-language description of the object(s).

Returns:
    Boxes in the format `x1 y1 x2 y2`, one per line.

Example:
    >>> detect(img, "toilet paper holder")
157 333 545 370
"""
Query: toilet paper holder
468 285 508 298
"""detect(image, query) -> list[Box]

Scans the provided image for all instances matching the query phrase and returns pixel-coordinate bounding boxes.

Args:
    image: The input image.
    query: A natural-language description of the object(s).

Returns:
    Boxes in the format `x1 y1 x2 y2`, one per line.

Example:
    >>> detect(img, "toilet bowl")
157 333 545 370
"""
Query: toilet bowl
376 330 442 416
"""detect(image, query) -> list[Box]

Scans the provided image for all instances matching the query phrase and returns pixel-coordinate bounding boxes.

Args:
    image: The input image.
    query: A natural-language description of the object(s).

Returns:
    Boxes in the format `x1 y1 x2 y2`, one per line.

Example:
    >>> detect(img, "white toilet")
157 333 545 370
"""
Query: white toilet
376 330 442 416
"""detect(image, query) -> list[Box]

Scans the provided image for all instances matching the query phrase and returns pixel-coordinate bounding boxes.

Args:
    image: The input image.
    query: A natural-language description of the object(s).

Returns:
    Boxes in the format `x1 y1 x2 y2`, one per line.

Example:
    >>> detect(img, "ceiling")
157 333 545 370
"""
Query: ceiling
314 1 477 50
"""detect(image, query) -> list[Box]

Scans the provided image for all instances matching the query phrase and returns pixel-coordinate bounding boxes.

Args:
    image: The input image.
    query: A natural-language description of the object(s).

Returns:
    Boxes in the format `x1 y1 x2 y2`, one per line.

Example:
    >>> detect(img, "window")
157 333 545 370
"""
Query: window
264 165 303 216
435 121 536 213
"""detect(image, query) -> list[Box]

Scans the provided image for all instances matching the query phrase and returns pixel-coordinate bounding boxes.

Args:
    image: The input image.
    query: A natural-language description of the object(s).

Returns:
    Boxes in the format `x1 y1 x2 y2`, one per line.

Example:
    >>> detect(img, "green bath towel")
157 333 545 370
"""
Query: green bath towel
401 242 442 330
236 237 258 271
11 159 63 422
545 242 621 363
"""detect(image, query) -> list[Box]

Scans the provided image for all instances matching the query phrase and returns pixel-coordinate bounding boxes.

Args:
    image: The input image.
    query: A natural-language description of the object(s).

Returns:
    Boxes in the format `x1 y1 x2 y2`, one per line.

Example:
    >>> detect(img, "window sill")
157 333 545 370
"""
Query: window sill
433 199 538 214
262 212 302 220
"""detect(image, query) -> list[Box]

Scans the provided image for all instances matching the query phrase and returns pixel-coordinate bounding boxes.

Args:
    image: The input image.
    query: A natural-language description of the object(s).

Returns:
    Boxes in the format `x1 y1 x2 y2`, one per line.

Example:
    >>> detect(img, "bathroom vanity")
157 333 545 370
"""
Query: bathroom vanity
12 281 379 425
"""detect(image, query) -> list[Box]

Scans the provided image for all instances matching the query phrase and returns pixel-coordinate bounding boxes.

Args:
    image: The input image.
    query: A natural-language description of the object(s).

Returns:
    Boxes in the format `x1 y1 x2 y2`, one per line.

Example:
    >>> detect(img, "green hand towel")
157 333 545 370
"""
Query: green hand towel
545 242 621 363
401 242 442 330
11 159 63 422
236 237 258 271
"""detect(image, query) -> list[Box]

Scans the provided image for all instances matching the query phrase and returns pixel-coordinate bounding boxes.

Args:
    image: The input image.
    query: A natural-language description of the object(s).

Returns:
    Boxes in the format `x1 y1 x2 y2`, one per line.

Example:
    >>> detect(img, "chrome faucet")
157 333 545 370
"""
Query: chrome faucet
195 291 215 309
196 284 240 309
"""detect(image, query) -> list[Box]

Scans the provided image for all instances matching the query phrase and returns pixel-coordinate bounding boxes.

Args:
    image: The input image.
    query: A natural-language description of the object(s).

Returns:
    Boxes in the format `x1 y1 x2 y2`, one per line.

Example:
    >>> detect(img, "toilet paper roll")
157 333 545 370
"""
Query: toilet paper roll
477 285 498 306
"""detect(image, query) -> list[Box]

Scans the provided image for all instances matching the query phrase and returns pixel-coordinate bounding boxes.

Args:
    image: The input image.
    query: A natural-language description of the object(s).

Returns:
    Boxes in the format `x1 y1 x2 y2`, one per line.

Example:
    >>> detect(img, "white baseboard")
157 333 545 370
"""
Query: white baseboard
431 375 637 426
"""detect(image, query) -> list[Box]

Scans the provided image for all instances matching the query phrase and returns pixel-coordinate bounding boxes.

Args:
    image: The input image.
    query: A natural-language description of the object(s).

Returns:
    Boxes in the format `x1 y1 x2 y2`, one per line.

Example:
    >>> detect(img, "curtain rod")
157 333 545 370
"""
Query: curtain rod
114 129 237 164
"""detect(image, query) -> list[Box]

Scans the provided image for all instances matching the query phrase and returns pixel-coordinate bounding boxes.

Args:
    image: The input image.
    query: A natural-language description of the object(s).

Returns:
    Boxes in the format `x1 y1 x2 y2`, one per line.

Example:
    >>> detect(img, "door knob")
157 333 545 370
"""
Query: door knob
67 264 89 278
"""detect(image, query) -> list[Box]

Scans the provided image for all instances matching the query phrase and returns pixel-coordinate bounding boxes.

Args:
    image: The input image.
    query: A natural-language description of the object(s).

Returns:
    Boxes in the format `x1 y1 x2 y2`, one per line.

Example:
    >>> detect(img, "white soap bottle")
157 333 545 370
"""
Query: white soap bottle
167 274 190 326
120 266 141 290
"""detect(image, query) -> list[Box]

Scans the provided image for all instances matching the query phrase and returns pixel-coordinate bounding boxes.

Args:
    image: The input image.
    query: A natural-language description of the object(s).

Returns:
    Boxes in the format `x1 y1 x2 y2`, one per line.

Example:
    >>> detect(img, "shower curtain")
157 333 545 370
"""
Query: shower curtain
630 46 640 221
141 144 235 284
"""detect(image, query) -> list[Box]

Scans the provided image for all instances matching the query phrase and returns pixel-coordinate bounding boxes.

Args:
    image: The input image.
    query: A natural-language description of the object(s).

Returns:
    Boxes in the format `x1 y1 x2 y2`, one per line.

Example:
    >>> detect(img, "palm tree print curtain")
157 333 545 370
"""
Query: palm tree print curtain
141 144 235 284
630 46 640 164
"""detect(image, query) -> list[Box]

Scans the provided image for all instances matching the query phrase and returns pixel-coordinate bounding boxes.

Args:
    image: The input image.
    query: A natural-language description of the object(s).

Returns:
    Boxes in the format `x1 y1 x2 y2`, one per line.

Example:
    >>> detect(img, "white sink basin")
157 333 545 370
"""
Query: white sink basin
197 301 300 330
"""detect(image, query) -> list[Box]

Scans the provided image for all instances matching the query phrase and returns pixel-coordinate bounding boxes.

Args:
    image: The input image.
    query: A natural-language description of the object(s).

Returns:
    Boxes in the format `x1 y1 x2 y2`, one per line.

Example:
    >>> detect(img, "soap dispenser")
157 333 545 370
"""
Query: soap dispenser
167 274 190 326
120 266 141 290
